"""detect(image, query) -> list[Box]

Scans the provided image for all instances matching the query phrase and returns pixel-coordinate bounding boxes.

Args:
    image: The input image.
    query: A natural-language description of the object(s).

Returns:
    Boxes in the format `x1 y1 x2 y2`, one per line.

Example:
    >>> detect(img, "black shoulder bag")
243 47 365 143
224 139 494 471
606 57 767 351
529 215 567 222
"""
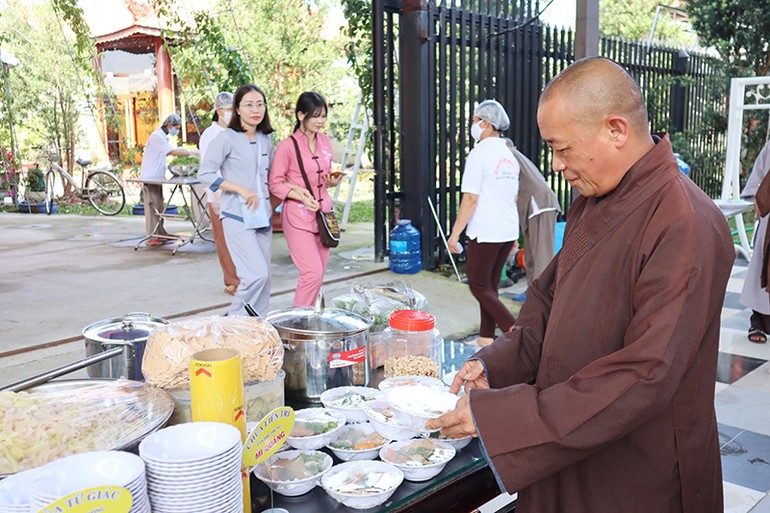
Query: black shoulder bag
289 136 340 248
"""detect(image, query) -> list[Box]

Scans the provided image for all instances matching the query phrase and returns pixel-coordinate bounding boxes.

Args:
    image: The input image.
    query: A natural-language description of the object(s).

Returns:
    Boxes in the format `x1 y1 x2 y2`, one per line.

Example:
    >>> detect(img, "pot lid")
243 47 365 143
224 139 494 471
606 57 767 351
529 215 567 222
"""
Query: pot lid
82 312 167 345
265 307 372 335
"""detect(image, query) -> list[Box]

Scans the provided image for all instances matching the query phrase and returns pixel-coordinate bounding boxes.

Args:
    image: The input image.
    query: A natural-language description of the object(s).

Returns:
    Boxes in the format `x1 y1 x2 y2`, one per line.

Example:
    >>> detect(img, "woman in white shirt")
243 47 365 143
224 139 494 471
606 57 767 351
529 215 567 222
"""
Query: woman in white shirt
448 100 520 346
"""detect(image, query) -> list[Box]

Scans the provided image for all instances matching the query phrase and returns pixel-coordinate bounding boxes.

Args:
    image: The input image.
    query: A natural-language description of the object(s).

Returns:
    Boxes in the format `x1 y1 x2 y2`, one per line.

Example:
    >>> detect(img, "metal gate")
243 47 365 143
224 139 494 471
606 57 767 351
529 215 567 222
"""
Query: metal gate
372 0 726 270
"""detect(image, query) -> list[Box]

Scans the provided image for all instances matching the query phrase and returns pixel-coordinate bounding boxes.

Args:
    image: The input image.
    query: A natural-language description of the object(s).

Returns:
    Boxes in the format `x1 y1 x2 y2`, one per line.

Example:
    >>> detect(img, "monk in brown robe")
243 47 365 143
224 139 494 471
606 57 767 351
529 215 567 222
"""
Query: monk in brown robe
428 57 734 513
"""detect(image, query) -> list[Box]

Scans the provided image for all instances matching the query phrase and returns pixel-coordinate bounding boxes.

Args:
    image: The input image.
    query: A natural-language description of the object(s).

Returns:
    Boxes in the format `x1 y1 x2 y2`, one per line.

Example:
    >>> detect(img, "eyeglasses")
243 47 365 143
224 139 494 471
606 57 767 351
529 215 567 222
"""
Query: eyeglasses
240 102 266 111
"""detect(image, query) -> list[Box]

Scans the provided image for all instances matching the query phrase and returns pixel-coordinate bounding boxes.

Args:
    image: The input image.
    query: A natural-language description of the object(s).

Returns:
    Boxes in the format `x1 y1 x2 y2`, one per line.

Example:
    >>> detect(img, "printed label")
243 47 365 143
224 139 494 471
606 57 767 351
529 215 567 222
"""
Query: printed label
244 406 295 466
328 346 367 369
390 240 408 252
38 486 132 513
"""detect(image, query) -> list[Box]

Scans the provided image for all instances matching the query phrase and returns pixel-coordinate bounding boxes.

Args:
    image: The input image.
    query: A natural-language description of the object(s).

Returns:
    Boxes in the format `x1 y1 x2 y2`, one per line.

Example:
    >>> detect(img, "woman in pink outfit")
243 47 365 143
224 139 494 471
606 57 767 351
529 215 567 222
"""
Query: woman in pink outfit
269 92 343 306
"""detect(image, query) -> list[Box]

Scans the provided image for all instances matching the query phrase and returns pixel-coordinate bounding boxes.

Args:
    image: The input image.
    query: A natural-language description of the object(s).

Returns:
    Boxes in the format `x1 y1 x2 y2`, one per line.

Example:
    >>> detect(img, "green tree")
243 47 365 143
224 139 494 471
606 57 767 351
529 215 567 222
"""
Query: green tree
0 1 90 191
600 0 697 47
685 0 770 182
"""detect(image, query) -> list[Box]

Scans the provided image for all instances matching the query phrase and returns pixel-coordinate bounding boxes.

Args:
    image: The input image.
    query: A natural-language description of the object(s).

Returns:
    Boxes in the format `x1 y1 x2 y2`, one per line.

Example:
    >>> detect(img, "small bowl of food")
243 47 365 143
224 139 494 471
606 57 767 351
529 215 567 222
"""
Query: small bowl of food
421 430 473 451
286 408 346 451
383 381 459 431
320 386 382 423
321 460 404 510
326 423 391 461
253 450 333 497
361 400 421 441
378 375 446 394
379 439 456 482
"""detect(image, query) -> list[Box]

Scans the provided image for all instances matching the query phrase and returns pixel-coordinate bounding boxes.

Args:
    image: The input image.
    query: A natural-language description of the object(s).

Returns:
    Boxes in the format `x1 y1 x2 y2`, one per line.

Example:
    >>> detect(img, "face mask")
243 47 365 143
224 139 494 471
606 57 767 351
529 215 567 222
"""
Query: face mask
223 112 232 124
471 121 484 142
168 127 179 136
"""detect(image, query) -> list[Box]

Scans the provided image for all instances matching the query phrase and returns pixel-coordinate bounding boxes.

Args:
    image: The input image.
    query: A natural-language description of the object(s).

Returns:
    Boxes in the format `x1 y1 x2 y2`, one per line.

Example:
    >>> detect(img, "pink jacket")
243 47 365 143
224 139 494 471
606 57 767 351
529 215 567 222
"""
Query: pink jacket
269 130 334 233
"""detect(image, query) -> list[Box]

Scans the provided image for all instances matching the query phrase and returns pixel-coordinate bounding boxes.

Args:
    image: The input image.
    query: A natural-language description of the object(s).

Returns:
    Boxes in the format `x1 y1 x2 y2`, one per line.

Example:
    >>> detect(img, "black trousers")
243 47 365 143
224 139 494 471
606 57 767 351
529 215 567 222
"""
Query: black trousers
466 239 517 338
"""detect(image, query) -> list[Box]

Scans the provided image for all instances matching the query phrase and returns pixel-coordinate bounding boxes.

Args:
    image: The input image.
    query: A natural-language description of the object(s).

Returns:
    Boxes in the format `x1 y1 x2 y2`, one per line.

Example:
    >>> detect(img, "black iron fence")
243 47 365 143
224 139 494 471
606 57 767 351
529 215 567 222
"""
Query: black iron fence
372 0 726 268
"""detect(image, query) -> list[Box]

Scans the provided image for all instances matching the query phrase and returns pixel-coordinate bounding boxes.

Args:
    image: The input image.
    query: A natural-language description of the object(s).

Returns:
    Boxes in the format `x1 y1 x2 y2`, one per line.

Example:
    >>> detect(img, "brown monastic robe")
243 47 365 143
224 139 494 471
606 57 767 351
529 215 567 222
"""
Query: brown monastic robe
753 163 770 290
469 135 733 513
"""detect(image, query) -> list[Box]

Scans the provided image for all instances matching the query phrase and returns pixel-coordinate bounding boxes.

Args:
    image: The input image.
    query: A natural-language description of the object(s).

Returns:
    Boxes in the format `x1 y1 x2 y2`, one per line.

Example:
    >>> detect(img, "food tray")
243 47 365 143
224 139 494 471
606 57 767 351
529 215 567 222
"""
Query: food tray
0 378 174 477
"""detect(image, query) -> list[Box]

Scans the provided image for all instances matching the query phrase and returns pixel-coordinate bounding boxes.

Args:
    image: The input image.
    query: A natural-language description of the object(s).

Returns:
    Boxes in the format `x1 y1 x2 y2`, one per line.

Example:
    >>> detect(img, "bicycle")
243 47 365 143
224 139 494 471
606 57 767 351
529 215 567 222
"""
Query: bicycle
37 147 126 216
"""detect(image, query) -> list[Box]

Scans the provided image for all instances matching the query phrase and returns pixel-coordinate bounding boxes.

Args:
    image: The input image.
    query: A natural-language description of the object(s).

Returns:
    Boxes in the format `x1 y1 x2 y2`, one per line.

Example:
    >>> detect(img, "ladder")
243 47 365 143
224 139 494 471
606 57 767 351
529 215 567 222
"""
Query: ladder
333 93 369 228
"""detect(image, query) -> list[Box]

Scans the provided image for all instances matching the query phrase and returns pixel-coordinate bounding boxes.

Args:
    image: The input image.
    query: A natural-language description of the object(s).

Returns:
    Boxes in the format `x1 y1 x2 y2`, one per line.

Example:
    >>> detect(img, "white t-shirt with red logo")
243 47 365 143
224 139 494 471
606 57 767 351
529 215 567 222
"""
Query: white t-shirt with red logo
461 136 520 243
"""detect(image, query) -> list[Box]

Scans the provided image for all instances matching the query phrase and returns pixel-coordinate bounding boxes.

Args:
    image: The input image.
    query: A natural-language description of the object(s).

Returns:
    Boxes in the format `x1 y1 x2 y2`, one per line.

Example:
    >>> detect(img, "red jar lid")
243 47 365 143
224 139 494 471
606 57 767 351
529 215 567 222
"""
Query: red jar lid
389 310 435 331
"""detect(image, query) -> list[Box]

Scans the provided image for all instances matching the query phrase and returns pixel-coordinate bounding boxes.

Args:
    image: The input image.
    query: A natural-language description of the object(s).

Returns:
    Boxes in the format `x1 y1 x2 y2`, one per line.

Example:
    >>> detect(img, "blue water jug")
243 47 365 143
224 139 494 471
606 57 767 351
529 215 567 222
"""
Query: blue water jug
389 219 422 274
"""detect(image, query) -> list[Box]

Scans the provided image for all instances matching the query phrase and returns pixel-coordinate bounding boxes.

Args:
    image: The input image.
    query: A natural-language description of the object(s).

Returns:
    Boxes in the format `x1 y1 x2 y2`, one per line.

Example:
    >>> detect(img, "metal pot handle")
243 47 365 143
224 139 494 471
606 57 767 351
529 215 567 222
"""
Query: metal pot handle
314 293 325 314
123 312 151 320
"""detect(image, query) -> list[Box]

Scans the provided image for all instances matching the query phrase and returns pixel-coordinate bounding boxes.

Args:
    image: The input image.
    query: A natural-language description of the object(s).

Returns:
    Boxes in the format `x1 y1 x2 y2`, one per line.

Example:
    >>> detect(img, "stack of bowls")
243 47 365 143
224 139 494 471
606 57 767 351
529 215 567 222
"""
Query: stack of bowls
139 422 243 513
28 451 149 512
0 467 37 512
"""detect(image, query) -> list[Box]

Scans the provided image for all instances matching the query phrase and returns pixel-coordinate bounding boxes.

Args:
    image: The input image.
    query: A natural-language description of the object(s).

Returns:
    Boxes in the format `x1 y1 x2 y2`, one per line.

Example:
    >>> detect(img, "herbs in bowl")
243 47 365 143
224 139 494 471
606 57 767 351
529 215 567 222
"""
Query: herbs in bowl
320 386 383 423
422 430 473 451
326 423 390 461
286 408 346 450
168 155 200 177
379 438 456 482
253 450 332 496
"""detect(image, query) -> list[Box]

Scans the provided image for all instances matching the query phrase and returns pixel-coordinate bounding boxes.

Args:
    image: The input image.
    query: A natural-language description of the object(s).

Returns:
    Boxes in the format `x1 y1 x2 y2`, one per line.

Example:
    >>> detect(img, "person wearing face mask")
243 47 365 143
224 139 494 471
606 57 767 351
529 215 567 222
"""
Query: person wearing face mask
269 91 344 307
198 92 239 296
139 113 198 247
448 100 520 346
198 84 275 316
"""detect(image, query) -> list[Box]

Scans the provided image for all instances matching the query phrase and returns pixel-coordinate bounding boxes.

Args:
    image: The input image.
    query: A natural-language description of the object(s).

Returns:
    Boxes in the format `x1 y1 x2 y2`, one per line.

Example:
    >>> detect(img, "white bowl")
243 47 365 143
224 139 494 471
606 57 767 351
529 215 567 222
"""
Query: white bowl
326 423 391 461
286 408 346 451
421 430 473 451
321 460 403 510
253 450 332 497
320 386 383 423
361 400 421 441
383 381 459 431
139 422 241 463
0 467 37 507
31 451 145 498
379 439 456 482
378 375 446 394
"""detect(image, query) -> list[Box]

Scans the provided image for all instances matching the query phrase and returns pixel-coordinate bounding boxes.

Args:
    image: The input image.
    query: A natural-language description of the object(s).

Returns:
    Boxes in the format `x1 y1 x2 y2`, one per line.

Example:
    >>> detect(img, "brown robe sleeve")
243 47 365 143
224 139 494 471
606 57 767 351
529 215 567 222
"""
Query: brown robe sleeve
469 203 729 492
756 169 770 289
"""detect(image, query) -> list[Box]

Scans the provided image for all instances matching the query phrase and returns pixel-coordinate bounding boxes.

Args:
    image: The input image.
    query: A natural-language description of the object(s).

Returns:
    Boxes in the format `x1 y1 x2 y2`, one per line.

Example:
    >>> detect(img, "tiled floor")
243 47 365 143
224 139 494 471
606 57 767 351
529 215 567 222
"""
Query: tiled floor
719 261 770 513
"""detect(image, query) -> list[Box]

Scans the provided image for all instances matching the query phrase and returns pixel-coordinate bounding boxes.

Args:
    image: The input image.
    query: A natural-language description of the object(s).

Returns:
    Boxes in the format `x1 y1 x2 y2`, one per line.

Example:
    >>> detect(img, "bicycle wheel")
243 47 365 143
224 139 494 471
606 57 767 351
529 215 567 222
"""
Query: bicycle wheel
86 171 125 216
44 170 56 215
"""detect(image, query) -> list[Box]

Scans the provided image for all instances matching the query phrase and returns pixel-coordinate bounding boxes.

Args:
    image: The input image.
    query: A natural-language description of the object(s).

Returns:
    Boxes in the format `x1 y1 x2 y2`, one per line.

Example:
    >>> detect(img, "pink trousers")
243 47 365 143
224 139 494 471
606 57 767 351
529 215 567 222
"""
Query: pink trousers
282 219 330 307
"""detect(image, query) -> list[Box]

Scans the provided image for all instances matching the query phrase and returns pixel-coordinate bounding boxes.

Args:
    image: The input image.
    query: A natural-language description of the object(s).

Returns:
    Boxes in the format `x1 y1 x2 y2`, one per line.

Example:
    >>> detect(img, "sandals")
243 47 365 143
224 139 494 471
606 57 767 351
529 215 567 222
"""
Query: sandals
748 327 767 344
145 238 164 247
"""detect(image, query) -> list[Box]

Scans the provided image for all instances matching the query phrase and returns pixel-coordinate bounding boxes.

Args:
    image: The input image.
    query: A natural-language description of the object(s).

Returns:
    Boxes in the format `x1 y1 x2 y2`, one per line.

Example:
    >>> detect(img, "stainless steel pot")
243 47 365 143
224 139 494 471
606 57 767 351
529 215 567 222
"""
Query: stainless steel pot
265 296 373 403
82 312 167 380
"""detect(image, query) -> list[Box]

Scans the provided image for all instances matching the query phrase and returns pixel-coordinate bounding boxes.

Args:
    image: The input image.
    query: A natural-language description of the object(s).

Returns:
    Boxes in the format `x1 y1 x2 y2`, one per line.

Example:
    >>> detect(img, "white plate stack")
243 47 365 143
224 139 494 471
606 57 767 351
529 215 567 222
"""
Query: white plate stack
139 422 243 513
0 467 37 512
28 451 149 513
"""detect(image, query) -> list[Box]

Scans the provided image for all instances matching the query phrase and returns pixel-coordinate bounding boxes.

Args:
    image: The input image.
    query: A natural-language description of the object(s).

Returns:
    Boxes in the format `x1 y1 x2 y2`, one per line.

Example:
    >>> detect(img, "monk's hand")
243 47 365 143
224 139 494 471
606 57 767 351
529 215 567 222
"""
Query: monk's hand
425 395 477 438
449 360 489 395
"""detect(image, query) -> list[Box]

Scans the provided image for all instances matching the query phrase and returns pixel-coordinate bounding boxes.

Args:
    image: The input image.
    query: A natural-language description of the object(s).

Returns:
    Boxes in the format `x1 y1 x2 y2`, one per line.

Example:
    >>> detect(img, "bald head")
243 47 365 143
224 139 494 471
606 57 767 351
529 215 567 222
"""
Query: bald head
540 57 649 134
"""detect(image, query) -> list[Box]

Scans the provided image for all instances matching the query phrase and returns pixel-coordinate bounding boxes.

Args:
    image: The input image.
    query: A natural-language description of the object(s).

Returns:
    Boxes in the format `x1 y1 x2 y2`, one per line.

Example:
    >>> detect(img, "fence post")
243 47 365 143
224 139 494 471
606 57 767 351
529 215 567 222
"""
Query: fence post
400 0 433 270
670 49 689 134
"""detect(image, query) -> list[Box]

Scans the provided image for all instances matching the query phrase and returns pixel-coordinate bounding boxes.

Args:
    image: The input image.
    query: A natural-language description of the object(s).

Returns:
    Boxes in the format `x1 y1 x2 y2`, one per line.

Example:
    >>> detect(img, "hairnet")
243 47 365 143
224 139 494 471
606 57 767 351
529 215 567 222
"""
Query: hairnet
474 100 510 131
214 92 233 109
162 113 182 127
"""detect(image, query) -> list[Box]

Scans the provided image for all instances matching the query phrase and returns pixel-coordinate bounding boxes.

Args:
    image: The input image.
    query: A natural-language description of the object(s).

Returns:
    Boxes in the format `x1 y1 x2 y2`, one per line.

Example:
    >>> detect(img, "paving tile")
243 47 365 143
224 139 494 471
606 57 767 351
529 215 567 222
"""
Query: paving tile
716 386 770 436
717 352 768 384
724 310 754 333
725 482 767 513
726 292 748 310
729 277 749 293
721 427 770 493
722 328 770 361
733 363 770 394
747 492 770 512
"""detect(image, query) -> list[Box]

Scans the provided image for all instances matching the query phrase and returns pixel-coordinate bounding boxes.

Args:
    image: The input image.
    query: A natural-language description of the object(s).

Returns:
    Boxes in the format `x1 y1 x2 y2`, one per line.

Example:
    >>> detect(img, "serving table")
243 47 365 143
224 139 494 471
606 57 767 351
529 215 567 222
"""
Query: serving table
248 340 516 513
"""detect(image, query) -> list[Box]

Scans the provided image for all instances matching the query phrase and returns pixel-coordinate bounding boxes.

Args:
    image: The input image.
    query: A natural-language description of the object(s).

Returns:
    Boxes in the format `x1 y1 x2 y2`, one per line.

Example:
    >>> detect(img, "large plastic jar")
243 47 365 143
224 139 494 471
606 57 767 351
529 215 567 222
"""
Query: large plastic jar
383 310 442 379
389 219 422 274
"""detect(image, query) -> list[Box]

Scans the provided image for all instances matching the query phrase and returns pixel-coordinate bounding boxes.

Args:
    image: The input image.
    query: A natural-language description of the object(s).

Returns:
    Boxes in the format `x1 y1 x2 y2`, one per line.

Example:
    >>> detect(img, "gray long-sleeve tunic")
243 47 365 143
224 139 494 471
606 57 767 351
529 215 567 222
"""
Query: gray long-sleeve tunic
197 128 274 226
